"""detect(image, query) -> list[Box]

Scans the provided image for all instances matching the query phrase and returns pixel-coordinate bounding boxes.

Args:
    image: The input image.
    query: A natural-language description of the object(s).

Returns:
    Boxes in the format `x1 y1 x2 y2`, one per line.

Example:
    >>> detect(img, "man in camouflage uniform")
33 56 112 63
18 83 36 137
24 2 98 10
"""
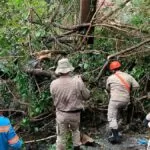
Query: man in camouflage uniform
106 60 139 144
50 58 90 150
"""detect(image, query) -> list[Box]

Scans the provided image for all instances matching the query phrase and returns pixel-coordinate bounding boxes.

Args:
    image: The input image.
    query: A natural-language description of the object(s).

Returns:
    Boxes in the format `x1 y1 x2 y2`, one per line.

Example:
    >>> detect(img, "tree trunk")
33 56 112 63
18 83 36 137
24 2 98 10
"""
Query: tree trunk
80 0 97 45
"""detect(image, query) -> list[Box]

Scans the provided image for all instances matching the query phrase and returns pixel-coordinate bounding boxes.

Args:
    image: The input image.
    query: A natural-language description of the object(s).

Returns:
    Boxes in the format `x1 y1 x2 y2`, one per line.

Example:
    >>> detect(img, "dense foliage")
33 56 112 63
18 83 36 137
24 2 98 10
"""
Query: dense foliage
0 0 150 145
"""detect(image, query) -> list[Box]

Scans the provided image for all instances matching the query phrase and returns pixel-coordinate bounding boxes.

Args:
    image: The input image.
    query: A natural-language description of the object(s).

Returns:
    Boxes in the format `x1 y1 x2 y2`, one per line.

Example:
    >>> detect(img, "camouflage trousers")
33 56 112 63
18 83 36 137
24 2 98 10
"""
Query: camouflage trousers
107 100 128 129
56 111 81 150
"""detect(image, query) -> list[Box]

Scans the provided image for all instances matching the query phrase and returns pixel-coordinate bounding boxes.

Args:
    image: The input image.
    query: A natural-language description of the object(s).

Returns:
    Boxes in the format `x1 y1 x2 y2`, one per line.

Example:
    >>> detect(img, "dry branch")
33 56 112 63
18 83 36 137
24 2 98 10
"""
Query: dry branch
53 22 130 33
24 135 56 144
24 133 95 145
53 22 91 30
25 69 56 79
136 93 150 101
119 49 150 58
30 113 53 122
0 109 26 114
78 49 108 54
96 60 109 81
107 38 150 59
95 23 128 33
43 30 76 43
109 21 140 31
32 49 68 60
32 50 68 56
95 39 150 81
53 21 147 36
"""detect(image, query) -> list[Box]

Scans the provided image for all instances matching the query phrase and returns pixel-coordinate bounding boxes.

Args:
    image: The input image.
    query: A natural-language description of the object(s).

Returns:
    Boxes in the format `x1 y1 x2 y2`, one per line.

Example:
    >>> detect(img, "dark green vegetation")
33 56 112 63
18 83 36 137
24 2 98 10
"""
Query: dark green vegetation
0 0 150 148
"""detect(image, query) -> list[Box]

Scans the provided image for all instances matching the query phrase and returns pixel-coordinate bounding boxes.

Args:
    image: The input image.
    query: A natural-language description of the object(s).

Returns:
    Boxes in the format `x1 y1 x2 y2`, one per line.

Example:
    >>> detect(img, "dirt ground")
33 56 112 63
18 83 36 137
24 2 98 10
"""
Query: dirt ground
22 109 149 150
29 126 148 150
79 129 148 150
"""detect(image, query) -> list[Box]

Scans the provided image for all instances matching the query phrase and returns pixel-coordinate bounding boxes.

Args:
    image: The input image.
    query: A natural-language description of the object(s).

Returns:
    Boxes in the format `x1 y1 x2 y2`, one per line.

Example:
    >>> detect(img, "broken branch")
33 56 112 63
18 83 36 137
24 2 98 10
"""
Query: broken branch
107 39 150 59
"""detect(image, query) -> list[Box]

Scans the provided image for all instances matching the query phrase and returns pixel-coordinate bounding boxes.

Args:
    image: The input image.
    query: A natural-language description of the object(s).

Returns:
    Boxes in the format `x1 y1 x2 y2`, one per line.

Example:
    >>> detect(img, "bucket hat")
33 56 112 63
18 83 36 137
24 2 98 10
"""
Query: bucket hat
55 58 74 74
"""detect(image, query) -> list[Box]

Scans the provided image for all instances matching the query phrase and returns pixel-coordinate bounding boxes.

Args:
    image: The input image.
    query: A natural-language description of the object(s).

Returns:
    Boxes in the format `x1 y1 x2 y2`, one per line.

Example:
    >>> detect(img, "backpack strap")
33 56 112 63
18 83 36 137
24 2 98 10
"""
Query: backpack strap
115 72 130 92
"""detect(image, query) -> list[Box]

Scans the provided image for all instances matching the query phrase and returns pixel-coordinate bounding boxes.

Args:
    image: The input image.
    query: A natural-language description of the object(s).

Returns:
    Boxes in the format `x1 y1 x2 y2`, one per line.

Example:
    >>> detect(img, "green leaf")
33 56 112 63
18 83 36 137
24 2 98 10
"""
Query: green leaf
83 63 89 70
22 118 27 124
35 107 40 113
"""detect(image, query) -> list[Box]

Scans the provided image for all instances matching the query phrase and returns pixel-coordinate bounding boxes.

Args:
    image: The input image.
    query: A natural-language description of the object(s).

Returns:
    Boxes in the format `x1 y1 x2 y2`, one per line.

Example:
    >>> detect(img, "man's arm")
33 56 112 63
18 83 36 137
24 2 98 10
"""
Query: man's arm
106 78 110 92
80 83 90 100
131 76 140 89
76 76 90 100
7 125 23 149
50 81 55 99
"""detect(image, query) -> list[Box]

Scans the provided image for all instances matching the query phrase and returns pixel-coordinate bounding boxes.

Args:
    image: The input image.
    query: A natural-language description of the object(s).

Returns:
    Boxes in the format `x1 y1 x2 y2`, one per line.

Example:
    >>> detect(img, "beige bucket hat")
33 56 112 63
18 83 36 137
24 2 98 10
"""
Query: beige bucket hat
55 58 74 74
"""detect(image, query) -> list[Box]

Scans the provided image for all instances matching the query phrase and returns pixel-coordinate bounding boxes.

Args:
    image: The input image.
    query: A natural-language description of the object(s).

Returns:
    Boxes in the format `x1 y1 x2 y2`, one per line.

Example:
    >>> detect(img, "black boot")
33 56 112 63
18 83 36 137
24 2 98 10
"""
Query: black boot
73 146 80 150
108 129 121 144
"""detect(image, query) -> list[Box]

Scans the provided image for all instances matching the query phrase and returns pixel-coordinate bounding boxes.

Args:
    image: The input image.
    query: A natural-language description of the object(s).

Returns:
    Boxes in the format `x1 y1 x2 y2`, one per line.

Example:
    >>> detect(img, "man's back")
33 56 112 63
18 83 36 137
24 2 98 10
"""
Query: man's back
50 75 90 112
106 71 139 102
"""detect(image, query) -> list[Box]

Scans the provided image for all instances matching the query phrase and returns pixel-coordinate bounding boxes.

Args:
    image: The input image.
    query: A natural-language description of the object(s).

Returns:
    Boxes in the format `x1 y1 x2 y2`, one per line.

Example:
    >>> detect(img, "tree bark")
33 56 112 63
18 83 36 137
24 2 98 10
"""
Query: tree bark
80 0 97 45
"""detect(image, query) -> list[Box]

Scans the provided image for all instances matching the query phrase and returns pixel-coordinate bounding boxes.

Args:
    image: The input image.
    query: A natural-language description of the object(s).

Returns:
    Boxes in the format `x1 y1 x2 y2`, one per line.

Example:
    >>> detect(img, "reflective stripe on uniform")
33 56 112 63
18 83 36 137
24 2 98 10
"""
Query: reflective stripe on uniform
115 72 130 92
0 126 9 133
8 135 19 144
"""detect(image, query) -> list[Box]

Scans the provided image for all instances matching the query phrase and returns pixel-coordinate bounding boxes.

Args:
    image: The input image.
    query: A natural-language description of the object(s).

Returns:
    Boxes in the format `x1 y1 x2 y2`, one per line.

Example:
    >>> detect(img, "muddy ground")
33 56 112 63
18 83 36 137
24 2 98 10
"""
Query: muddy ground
24 127 149 150
21 109 149 150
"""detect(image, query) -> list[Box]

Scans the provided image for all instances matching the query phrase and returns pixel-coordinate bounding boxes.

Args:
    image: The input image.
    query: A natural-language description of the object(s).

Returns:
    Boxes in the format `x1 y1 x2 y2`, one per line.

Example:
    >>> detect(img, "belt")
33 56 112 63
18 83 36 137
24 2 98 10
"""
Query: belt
59 109 82 113
111 100 129 103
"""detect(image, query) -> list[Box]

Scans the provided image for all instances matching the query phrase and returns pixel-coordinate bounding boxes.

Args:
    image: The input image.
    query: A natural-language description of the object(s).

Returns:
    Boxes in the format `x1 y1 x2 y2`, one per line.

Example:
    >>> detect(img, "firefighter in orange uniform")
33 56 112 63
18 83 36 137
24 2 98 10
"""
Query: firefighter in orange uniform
106 61 139 144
